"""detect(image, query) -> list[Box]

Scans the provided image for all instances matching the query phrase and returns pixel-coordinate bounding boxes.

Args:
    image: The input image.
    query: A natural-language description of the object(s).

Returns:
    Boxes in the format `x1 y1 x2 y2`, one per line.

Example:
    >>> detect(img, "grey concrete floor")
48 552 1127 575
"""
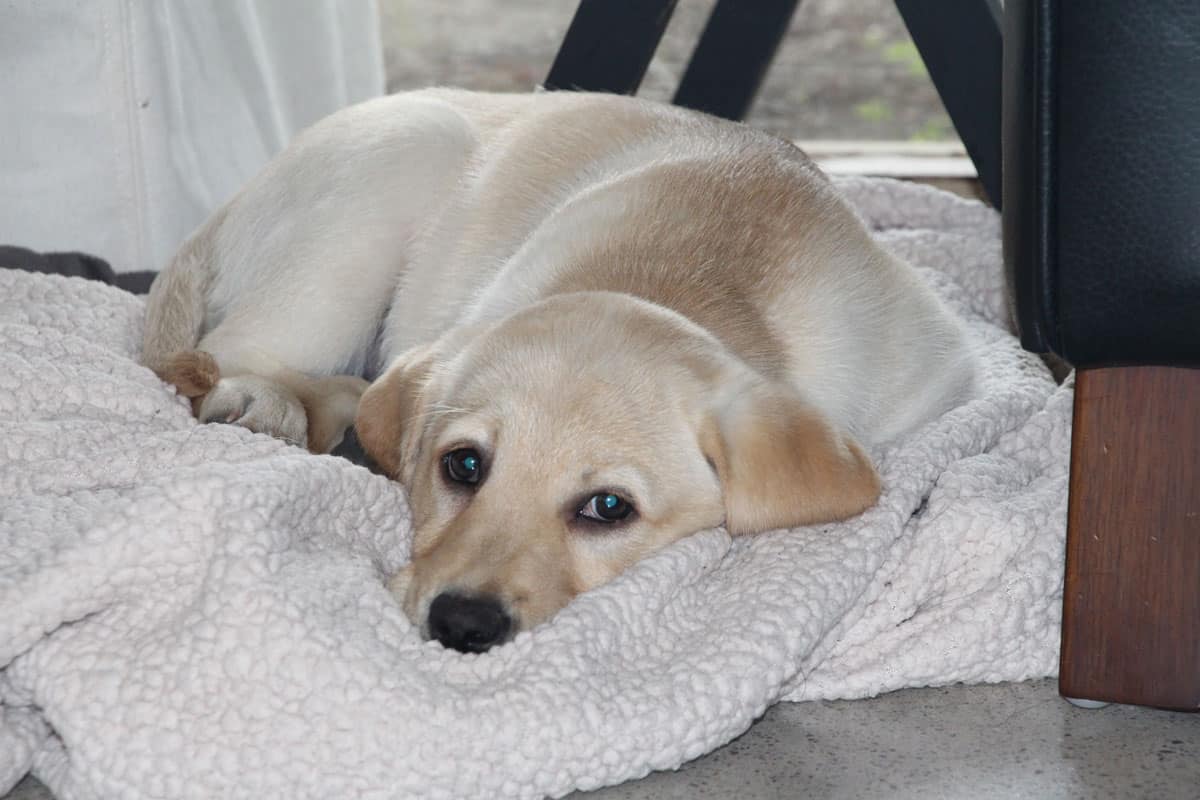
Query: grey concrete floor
578 680 1200 800
7 679 1197 799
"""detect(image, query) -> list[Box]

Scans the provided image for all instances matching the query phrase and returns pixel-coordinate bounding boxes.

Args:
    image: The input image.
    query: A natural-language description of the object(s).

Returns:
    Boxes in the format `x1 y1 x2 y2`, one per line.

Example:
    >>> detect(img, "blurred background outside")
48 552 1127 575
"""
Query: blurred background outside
379 0 959 144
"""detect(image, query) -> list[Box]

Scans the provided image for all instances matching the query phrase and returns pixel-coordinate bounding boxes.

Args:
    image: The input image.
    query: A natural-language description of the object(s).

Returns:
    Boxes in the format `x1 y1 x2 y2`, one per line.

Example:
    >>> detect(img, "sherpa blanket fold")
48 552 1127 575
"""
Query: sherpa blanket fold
0 177 1070 799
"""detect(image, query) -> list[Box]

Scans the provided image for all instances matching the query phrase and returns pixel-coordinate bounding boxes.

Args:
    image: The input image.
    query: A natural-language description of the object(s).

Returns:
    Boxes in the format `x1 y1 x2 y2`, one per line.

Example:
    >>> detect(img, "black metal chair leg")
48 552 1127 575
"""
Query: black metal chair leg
544 0 679 95
672 0 802 121
546 0 1004 210
895 0 1003 207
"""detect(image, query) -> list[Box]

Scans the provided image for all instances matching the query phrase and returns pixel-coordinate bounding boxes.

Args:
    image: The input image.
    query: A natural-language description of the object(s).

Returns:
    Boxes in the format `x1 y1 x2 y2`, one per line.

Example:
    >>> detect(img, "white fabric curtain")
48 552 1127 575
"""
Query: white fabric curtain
0 0 385 273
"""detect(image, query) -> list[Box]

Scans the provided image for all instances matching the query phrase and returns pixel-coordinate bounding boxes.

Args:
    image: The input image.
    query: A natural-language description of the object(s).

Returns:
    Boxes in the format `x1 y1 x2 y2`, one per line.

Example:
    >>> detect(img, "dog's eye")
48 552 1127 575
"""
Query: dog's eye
579 492 634 523
443 448 483 485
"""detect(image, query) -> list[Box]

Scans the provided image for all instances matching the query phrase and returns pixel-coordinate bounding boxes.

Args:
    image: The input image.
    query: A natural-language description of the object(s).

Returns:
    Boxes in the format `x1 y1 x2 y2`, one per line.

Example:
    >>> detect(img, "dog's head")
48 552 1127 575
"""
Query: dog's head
356 292 879 652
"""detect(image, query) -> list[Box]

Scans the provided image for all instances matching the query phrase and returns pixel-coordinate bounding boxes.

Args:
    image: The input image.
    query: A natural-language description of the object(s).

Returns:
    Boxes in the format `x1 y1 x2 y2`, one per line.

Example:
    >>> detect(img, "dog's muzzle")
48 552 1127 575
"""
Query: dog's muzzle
427 591 513 653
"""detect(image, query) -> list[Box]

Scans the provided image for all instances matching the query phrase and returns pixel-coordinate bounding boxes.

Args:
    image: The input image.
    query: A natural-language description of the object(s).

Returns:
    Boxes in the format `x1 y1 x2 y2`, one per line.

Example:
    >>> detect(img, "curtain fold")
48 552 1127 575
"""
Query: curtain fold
0 0 385 273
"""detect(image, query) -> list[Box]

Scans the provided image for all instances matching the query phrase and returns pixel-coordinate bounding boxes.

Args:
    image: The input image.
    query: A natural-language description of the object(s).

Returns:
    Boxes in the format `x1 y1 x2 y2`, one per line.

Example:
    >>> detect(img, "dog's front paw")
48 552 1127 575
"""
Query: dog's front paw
197 376 309 449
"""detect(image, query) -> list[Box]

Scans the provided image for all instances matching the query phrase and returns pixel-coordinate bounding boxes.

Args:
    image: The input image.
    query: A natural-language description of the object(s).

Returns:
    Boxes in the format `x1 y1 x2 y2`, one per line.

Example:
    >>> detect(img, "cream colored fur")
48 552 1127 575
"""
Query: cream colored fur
143 89 976 644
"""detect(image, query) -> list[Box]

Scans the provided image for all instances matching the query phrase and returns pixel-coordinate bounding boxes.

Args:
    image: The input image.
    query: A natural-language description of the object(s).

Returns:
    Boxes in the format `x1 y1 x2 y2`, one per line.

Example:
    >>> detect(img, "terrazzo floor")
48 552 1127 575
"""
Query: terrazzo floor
7 679 1197 799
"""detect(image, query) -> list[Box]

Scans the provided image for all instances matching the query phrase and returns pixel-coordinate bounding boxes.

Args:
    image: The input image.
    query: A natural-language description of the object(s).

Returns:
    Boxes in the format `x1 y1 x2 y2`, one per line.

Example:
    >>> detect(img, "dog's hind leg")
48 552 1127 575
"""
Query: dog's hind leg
194 370 366 453
143 92 478 451
291 373 370 454
141 228 221 397
141 199 372 453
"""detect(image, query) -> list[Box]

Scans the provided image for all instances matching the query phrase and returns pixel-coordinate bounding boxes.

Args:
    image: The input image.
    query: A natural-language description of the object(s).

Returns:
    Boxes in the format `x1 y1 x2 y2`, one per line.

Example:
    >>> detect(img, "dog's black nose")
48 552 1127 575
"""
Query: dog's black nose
427 592 512 653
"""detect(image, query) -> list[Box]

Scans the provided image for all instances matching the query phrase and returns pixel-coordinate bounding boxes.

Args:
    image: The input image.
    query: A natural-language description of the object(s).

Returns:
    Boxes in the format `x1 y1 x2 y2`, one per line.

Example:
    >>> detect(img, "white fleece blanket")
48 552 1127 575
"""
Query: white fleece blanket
0 177 1070 799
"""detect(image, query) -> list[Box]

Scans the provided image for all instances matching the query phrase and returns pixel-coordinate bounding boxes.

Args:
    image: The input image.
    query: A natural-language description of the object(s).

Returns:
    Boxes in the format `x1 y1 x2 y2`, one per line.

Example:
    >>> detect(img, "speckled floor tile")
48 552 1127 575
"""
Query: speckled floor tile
7 680 1196 799
577 679 1200 799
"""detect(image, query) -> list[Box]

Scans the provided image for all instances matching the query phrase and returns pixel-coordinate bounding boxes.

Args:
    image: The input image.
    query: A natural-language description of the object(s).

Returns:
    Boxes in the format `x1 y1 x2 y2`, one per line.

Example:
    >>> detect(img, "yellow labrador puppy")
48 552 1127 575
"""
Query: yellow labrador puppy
143 89 975 653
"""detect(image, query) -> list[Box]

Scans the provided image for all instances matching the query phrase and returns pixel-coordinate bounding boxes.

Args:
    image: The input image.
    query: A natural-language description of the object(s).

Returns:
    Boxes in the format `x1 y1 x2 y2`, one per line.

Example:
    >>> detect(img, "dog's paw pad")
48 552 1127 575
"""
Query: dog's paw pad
220 397 253 424
197 377 307 448
198 384 249 426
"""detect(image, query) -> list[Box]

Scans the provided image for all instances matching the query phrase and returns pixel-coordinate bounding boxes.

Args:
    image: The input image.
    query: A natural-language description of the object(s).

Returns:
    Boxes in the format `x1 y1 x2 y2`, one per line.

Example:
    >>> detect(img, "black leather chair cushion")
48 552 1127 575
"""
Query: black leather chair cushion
1003 0 1200 367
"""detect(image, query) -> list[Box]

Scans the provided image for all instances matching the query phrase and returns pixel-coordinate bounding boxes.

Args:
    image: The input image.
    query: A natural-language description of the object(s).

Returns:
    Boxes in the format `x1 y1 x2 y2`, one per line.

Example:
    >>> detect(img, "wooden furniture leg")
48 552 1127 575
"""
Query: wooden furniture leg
1060 366 1200 710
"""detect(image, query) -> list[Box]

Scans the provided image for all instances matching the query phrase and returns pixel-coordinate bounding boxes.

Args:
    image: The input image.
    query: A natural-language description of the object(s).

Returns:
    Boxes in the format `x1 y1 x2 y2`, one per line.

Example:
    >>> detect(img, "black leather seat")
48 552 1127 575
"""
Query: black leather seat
1004 0 1200 367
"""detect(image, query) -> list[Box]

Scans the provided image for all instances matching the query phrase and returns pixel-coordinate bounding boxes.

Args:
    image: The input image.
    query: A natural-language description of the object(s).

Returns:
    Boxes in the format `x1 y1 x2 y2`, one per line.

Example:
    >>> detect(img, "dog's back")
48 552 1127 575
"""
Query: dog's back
385 90 976 445
143 88 974 452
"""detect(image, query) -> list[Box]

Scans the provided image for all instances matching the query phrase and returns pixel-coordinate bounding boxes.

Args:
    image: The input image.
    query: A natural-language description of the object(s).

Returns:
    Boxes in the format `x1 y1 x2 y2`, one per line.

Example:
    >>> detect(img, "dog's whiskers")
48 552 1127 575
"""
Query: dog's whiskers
407 403 471 424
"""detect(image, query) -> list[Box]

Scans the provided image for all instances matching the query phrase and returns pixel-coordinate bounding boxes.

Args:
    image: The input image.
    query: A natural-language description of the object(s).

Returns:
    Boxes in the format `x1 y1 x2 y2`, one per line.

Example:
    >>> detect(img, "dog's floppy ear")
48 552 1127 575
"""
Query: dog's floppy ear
699 377 880 535
355 344 437 481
